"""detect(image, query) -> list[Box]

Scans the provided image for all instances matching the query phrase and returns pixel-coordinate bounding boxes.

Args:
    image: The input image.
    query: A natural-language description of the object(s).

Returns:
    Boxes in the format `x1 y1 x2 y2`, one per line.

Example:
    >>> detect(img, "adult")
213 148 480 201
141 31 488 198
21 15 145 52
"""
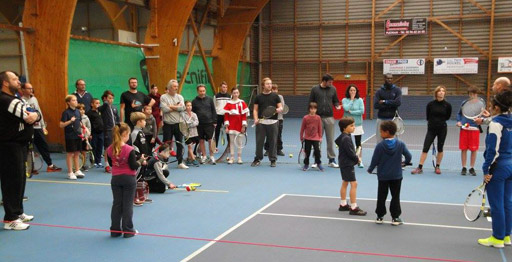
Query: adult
192 84 217 164
73 79 93 112
20 83 62 174
160 79 188 169
475 77 511 125
410 85 452 175
308 73 341 168
252 77 282 167
214 81 230 152
342 84 365 168
0 71 40 230
120 77 155 130
374 74 402 144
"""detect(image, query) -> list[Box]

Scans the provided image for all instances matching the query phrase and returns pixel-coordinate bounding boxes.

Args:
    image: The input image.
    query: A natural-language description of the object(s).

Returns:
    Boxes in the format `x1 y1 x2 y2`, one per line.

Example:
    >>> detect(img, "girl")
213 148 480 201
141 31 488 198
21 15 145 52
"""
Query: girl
182 101 200 167
106 123 145 238
59 95 84 180
342 84 365 168
299 102 323 171
478 90 512 248
223 87 249 164
411 85 452 175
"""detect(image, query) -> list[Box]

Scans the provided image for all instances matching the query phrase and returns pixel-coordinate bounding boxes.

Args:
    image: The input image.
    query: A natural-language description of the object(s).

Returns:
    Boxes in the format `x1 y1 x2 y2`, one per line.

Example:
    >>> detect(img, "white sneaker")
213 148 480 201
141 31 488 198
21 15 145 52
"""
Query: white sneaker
311 163 318 169
328 161 339 168
227 158 234 164
358 162 365 168
4 219 30 230
177 163 189 169
68 172 77 180
210 156 216 165
200 156 207 164
237 157 243 164
19 213 34 222
74 170 85 178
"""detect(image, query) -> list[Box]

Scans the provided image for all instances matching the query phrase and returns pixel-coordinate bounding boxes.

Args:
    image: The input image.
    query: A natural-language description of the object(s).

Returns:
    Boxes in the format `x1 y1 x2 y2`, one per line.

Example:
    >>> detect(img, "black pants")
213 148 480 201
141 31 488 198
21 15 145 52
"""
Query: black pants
110 175 136 233
33 129 52 166
91 131 104 165
145 134 155 156
146 169 169 193
265 119 283 152
163 123 184 164
0 143 27 221
376 178 402 219
422 125 448 153
304 140 321 165
255 122 278 161
354 135 362 148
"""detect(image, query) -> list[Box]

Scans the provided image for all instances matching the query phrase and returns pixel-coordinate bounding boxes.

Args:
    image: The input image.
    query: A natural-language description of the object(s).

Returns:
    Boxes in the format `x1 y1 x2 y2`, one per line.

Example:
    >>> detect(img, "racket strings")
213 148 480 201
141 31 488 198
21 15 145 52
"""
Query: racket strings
462 99 485 118
464 190 485 221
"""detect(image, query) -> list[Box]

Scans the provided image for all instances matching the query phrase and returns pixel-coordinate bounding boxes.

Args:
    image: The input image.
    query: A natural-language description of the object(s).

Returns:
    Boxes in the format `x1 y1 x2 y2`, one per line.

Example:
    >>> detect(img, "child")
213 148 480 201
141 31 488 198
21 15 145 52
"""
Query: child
477 90 512 248
265 84 285 156
77 103 91 172
130 112 149 158
142 105 158 153
99 90 120 173
368 120 411 225
223 87 249 164
59 95 85 180
456 86 482 176
300 102 323 171
106 123 144 238
182 101 200 166
335 117 366 216
86 98 104 168
144 143 177 193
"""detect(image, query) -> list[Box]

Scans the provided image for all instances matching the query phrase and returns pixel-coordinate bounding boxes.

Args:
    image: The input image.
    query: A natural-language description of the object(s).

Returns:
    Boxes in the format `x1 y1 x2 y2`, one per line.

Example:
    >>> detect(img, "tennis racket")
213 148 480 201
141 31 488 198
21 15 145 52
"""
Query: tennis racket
298 141 306 167
462 97 486 120
234 133 247 149
355 146 362 157
463 182 486 222
220 127 226 146
392 111 405 135
210 128 216 153
252 106 277 127
282 104 290 115
176 183 202 191
431 139 437 168
179 113 190 141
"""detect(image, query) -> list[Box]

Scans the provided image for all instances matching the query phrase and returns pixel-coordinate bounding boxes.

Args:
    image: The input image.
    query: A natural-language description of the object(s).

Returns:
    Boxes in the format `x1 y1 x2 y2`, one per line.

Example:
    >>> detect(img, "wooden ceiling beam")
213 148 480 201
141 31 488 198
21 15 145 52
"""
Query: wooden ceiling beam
96 0 130 31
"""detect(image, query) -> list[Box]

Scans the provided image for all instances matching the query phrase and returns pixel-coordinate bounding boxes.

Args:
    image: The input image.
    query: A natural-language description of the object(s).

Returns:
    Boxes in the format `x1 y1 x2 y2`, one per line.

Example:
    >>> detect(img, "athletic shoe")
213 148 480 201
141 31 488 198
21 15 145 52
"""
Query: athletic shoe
4 219 30 230
411 168 423 175
391 217 403 226
478 236 504 248
311 163 318 169
469 168 477 176
81 165 89 172
264 151 268 156
251 159 261 167
435 167 441 175
74 170 85 178
93 164 99 168
192 159 200 167
124 229 138 238
227 158 234 164
338 204 350 211
68 172 77 180
170 150 177 157
317 164 324 172
185 159 193 166
237 157 243 164
19 213 34 222
277 150 285 156
375 217 384 224
31 169 39 175
23 196 29 201
144 198 153 203
349 207 367 216
504 236 511 246
105 166 111 173
111 231 122 238
200 156 207 164
270 161 276 167
97 163 104 168
461 167 467 176
328 159 339 168
358 162 364 168
302 164 309 171
210 156 216 165
177 163 189 169
133 200 143 207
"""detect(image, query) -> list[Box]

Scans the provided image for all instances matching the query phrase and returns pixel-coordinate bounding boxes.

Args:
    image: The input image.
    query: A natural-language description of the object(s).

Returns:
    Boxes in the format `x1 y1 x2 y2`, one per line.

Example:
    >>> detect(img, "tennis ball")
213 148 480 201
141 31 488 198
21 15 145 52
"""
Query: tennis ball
289 153 293 158
186 186 191 192
190 186 197 191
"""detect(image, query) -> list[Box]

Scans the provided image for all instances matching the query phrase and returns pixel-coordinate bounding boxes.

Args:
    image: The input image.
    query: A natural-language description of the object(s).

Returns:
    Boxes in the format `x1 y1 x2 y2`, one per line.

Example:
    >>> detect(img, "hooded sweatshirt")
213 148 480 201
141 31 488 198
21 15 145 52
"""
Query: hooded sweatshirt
367 137 411 181
482 113 512 174
374 83 402 119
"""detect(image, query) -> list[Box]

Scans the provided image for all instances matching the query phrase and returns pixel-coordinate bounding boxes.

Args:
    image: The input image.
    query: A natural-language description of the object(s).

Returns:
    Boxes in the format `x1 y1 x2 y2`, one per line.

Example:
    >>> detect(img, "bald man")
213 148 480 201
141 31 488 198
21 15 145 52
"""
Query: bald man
475 77 511 125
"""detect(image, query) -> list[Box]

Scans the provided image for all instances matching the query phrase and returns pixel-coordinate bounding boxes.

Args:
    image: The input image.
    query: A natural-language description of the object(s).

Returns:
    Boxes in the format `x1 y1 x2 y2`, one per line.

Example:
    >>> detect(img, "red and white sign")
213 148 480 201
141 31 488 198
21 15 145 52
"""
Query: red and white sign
383 59 425 75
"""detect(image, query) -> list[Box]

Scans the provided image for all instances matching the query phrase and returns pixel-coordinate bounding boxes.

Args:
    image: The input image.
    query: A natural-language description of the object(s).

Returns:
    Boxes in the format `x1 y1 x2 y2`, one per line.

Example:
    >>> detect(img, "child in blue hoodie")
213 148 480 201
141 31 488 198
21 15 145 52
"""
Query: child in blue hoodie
367 120 411 226
477 90 512 248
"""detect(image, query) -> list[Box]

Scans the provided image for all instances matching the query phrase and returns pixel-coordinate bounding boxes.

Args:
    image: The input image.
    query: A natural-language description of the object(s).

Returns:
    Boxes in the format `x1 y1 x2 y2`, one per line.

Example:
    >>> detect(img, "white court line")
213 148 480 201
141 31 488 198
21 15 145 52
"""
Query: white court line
259 212 491 232
180 194 287 262
284 193 465 206
361 134 374 145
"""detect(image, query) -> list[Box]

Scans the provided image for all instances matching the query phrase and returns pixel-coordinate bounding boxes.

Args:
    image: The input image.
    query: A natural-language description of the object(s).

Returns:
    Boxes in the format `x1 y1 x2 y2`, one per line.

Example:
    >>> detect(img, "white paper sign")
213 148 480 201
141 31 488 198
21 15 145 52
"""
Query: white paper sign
434 58 478 74
498 57 512 73
383 59 425 75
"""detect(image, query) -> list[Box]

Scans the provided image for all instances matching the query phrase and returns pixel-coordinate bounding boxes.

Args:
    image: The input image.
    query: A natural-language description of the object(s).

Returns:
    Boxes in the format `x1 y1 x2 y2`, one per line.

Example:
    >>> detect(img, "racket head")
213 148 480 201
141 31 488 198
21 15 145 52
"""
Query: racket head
261 106 276 118
431 142 437 168
463 183 487 222
234 133 247 148
298 141 306 167
462 97 485 120
282 104 290 115
179 122 189 139
393 117 405 135
355 146 362 157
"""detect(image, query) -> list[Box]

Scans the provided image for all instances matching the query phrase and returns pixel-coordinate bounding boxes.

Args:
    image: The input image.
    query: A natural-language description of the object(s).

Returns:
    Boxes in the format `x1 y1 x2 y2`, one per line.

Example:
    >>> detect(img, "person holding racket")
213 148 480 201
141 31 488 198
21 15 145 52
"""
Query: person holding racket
265 84 286 156
183 101 200 167
308 74 342 168
342 84 365 168
78 103 92 172
299 102 323 171
411 85 452 175
252 77 283 167
374 74 402 144
456 86 483 176
477 90 512 248
475 77 511 126
224 87 249 164
59 95 85 180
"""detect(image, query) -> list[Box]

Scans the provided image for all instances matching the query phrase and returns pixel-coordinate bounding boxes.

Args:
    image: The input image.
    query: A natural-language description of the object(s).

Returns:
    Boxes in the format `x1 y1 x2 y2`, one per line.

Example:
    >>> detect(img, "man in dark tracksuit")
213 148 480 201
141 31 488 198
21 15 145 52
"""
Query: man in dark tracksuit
374 74 402 143
192 84 217 164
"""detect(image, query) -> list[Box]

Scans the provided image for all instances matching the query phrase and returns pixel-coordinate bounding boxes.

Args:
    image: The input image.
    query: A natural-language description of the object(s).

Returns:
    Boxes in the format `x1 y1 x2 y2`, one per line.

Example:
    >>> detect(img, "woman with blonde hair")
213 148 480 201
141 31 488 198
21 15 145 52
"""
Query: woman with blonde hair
411 85 452 175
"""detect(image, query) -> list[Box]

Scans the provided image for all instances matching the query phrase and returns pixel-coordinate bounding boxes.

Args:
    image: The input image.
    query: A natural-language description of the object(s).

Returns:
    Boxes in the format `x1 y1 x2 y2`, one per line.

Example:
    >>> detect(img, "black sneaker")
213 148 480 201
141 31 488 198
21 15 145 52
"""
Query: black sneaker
391 217 403 226
375 217 384 224
111 231 122 238
124 229 138 238
349 207 367 216
277 150 285 156
251 159 261 167
270 161 276 167
469 168 477 176
461 167 467 176
338 204 350 211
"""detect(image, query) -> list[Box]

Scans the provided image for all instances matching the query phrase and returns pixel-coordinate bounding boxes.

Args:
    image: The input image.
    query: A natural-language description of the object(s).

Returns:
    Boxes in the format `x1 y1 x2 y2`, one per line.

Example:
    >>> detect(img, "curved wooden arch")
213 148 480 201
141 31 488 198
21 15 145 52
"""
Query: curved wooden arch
23 0 77 144
96 0 130 32
212 0 269 90
144 0 196 93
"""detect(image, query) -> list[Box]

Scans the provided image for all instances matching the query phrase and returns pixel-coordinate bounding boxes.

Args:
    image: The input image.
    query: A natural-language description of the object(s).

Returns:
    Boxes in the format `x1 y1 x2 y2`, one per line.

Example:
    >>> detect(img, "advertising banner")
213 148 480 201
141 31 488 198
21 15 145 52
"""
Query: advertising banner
384 18 427 35
383 59 425 74
433 58 478 74
498 57 512 73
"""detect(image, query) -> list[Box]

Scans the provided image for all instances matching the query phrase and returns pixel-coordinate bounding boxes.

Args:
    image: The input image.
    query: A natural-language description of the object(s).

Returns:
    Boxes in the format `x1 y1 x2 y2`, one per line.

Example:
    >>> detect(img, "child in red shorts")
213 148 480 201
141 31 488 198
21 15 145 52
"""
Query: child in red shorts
456 86 482 176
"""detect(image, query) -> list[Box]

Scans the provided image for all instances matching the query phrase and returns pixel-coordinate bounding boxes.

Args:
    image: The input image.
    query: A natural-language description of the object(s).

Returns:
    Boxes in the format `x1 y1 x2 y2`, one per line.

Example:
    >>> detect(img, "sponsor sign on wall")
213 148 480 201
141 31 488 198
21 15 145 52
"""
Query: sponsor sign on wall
384 18 427 35
433 58 479 74
383 59 425 74
498 57 512 73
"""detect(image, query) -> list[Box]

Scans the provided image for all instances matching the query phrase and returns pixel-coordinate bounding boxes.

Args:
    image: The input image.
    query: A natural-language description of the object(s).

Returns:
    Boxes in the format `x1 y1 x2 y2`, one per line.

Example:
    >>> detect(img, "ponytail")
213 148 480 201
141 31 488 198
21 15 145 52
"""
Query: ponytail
112 123 130 158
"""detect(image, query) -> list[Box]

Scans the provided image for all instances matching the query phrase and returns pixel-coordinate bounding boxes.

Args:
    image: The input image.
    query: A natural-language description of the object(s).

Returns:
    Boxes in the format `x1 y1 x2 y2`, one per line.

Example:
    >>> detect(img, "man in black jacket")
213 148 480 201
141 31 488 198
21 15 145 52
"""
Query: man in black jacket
374 74 402 143
192 84 217 164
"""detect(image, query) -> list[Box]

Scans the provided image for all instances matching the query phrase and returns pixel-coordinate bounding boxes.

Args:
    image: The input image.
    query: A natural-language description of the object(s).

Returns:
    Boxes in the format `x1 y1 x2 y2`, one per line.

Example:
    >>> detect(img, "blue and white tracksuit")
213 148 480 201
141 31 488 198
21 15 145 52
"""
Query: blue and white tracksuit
482 113 512 240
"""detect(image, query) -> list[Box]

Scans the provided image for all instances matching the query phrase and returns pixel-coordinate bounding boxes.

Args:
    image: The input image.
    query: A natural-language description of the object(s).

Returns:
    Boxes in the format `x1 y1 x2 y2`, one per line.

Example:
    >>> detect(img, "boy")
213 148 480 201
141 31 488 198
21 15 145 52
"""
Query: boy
99 90 119 173
142 105 157 153
130 112 149 157
183 101 200 166
367 121 411 225
265 84 285 156
299 102 323 171
59 95 85 180
336 117 366 215
77 103 91 172
86 98 104 168
143 143 177 193
456 86 482 176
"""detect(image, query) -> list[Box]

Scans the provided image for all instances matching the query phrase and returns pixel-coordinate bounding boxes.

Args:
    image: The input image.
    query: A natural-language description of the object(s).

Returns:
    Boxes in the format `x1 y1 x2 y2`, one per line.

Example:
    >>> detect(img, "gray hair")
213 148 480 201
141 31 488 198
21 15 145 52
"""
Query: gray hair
166 79 178 90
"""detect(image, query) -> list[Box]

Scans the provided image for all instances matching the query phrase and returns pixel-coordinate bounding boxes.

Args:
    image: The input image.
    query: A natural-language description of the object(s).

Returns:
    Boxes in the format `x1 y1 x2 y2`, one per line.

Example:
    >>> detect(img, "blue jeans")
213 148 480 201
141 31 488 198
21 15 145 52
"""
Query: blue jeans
91 132 104 165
